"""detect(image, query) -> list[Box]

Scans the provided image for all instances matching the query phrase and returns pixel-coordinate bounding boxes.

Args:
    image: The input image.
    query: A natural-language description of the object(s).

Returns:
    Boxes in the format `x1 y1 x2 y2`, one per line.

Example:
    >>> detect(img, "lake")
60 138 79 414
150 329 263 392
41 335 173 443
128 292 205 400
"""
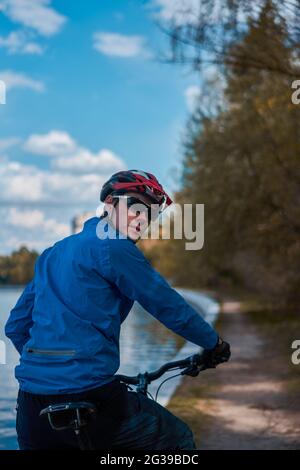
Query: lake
0 286 184 450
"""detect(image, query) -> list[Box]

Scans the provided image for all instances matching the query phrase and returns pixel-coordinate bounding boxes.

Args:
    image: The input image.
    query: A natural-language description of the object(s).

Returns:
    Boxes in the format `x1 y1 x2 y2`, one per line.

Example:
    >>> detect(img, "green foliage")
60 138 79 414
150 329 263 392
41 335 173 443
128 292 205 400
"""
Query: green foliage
153 0 300 308
0 246 39 285
167 0 300 78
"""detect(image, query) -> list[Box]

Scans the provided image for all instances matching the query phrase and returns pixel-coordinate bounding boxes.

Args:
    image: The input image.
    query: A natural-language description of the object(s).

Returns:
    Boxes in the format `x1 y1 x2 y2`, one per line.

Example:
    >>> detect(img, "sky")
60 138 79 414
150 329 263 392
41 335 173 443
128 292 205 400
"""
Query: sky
0 0 203 254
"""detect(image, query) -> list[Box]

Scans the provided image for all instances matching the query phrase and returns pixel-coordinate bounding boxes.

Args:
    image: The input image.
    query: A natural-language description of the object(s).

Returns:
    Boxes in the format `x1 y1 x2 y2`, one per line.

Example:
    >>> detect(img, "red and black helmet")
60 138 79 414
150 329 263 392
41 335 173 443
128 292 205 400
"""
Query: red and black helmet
100 170 173 211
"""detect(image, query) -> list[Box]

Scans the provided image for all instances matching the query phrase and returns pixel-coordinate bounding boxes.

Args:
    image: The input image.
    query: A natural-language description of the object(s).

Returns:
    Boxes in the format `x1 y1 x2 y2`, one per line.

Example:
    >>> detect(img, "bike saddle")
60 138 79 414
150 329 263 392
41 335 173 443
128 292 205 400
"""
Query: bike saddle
39 401 98 431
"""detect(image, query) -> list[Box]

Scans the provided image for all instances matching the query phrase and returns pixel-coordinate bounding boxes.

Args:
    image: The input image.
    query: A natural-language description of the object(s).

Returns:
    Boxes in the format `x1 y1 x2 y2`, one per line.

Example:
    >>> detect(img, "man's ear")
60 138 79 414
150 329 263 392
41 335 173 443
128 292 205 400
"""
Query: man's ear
105 195 114 204
103 195 116 219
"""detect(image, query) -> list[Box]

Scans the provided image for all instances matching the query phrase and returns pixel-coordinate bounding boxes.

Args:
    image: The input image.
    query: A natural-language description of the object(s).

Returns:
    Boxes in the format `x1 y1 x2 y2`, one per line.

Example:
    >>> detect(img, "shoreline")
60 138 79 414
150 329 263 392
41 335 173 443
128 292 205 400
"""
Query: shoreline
0 285 25 289
167 289 300 449
153 288 220 407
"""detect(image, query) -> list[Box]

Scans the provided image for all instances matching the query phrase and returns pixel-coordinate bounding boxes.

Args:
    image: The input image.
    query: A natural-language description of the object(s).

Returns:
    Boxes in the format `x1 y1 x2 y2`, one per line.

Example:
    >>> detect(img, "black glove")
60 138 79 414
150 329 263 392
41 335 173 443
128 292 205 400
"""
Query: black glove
202 336 231 368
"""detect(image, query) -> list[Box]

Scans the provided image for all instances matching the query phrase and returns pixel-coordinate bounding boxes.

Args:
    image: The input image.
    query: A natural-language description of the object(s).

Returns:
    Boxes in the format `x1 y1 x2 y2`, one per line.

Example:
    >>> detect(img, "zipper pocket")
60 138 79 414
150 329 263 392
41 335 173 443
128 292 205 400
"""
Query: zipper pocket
26 348 76 356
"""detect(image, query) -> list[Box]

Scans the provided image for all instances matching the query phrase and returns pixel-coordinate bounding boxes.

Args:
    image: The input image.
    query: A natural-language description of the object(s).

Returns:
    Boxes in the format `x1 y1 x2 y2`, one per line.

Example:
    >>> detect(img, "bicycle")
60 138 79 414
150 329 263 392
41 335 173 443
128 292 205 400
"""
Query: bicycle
39 353 209 450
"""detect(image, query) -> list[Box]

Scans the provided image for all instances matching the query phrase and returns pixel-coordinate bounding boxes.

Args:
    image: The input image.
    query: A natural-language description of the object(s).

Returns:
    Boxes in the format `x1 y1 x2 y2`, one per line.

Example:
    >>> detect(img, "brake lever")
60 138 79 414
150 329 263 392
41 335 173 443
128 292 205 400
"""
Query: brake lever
181 366 200 377
181 363 211 377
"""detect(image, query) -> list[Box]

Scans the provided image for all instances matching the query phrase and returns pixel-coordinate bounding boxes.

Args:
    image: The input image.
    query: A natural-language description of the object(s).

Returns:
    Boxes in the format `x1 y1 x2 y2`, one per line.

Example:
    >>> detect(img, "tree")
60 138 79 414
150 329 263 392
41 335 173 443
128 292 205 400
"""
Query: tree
0 246 39 285
160 0 300 78
152 0 300 306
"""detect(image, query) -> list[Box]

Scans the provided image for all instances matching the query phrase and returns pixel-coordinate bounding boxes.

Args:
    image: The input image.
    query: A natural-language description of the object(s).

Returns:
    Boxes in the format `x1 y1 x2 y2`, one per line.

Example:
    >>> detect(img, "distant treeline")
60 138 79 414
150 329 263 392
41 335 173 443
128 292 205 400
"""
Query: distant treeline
0 246 39 285
146 1 300 308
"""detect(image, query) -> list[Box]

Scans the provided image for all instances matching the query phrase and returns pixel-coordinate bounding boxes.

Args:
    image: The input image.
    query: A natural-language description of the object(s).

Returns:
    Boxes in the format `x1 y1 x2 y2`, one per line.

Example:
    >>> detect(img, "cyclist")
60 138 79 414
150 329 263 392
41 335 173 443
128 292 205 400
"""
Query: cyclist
5 169 230 450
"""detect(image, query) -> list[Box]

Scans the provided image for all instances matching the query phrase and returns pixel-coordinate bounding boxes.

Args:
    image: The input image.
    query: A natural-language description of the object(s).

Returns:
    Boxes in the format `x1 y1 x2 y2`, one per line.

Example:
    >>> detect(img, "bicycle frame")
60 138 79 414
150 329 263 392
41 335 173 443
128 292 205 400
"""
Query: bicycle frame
39 352 208 450
115 353 207 396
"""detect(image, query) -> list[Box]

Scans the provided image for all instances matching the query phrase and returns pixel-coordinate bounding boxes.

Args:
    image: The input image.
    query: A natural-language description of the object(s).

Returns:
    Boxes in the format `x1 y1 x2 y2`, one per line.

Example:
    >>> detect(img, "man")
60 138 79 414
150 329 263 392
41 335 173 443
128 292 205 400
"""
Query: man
5 169 230 450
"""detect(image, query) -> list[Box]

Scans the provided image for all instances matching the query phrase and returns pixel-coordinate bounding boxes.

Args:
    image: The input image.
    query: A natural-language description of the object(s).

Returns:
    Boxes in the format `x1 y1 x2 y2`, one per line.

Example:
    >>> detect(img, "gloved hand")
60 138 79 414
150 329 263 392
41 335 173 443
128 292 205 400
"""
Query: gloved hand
202 336 231 368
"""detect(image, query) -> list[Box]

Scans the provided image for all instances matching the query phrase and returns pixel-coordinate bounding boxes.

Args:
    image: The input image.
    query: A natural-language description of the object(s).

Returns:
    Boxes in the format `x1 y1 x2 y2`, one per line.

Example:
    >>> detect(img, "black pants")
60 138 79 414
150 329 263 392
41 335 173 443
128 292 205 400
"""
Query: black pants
16 379 197 450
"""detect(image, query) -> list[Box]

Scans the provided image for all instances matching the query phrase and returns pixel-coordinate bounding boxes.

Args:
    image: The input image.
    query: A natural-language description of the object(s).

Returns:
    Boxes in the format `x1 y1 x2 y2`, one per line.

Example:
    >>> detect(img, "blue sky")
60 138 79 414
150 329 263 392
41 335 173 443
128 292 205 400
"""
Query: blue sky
0 0 202 253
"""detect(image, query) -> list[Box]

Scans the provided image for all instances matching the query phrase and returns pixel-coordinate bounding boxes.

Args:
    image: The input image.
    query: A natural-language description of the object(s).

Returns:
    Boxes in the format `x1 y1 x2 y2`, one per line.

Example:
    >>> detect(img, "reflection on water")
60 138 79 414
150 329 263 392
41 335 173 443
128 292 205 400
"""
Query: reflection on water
0 287 23 450
0 287 183 450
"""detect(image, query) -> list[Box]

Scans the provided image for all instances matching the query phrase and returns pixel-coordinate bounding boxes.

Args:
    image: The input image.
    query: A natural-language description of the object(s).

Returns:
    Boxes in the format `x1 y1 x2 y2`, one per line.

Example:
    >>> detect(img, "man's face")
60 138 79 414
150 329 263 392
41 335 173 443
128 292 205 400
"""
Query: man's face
105 191 158 241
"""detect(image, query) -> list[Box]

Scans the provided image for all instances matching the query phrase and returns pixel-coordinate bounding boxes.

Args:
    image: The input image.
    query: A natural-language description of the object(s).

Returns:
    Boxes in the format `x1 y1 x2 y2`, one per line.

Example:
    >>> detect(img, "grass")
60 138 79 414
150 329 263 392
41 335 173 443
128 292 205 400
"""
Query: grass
167 379 217 446
246 307 300 397
167 286 300 448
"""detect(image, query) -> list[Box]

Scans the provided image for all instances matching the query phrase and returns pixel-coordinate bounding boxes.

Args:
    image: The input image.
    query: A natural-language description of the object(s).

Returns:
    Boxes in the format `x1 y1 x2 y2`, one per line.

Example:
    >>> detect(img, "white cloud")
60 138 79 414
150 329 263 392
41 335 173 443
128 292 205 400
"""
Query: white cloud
0 0 67 37
0 129 125 253
93 32 149 58
8 207 45 228
4 235 48 251
0 156 108 204
0 137 20 150
0 69 45 91
2 207 71 253
0 158 44 201
8 207 69 237
24 130 126 174
184 85 201 111
0 128 126 205
22 41 43 54
0 30 43 54
149 0 201 26
24 130 77 157
53 148 125 174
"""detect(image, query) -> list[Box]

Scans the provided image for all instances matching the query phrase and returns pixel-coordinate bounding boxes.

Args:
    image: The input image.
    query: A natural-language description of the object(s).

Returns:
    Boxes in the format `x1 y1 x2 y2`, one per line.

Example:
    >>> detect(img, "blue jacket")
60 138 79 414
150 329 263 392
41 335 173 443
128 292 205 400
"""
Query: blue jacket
5 216 218 394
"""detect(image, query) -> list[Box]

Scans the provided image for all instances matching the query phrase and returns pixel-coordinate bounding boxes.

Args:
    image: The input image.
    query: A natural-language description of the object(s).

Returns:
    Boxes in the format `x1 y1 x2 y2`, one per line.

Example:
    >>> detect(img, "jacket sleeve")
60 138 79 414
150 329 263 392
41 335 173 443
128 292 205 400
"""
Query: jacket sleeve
5 279 35 354
104 239 218 350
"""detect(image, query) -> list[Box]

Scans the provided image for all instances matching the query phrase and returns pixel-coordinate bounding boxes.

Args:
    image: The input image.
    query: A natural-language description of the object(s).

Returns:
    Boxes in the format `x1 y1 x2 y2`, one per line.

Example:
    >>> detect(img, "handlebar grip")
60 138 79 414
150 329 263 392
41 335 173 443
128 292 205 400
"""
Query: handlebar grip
114 353 205 386
115 374 139 385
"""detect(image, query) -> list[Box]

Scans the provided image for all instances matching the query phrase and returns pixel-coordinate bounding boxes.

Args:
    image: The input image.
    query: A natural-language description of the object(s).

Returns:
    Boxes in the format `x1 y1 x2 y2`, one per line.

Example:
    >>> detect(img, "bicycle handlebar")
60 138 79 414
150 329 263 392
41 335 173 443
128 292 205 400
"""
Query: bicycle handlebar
115 353 205 386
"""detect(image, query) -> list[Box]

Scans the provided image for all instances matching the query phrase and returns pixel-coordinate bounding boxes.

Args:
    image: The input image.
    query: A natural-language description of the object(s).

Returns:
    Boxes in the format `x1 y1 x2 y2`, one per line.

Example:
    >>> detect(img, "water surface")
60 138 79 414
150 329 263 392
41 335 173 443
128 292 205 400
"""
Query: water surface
0 287 183 449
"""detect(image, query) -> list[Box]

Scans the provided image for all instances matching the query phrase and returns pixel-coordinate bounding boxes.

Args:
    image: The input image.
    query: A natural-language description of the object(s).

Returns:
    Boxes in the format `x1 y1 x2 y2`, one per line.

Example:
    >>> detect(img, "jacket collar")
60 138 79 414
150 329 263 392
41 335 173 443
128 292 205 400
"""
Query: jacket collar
83 216 136 243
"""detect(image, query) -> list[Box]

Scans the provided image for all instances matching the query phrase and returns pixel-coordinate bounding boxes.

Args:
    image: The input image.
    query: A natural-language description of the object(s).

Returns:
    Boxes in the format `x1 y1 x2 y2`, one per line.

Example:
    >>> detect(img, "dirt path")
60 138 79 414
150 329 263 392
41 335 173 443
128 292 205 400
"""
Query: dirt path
167 301 300 450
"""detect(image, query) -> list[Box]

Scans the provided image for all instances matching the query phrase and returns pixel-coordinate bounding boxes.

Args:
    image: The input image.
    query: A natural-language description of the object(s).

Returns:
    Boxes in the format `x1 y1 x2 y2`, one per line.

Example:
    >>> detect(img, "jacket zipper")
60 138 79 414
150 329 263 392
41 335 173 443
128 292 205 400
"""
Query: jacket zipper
26 348 76 356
